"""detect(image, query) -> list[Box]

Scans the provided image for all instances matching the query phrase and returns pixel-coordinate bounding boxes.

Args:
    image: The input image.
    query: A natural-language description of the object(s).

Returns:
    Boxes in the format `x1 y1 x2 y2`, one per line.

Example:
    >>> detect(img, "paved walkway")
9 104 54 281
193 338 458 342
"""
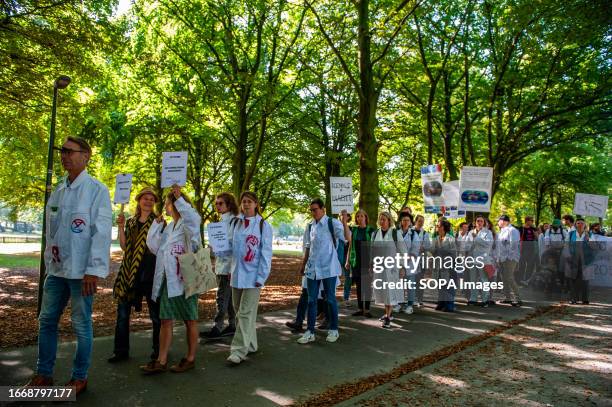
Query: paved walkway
1 289 610 406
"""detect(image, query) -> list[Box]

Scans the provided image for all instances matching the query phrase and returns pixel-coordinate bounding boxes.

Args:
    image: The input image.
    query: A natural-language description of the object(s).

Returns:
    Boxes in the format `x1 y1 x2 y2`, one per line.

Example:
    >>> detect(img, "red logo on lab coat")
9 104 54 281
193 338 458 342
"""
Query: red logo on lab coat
244 235 259 262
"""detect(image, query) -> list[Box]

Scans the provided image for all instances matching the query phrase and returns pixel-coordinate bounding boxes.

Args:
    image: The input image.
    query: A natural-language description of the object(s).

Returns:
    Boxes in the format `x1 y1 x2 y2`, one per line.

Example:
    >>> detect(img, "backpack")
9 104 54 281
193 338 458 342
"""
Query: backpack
401 228 416 242
371 228 398 243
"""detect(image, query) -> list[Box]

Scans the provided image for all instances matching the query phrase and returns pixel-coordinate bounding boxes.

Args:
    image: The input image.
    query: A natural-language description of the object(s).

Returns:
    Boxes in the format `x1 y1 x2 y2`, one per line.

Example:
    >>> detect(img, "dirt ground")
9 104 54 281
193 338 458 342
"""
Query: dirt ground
0 252 303 348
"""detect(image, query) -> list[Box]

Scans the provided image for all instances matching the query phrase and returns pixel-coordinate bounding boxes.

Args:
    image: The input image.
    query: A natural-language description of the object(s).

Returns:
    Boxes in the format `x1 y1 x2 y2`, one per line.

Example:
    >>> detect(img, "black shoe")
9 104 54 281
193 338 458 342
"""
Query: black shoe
435 303 444 311
221 326 236 337
487 300 496 306
501 300 513 304
382 317 391 328
569 300 577 304
285 321 303 332
351 310 364 317
467 301 479 306
478 302 488 308
200 326 223 340
107 353 129 363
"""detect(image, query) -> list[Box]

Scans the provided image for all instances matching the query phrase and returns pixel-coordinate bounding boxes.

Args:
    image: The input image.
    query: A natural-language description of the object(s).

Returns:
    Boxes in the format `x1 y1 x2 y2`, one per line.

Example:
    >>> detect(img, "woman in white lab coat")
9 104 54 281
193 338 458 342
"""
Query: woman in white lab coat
142 185 202 375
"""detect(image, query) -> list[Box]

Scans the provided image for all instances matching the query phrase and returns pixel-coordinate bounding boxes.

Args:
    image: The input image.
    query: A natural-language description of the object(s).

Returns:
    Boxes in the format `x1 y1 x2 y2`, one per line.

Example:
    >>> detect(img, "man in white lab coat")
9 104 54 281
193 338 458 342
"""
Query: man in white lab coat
26 137 112 395
497 215 522 306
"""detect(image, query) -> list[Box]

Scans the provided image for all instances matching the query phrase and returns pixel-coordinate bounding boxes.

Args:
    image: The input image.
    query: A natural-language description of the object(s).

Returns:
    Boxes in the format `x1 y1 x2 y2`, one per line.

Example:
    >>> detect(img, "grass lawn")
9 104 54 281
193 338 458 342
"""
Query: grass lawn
273 249 302 257
0 253 40 268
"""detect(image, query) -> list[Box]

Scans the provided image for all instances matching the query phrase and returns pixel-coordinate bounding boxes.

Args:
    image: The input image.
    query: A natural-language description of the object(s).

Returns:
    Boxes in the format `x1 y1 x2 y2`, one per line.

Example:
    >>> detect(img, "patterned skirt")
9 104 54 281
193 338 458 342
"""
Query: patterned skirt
159 279 198 321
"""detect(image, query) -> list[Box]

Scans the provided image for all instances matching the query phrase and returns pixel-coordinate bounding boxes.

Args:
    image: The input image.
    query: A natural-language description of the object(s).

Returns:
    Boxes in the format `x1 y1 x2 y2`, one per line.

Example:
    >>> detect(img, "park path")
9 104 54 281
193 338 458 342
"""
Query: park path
1 287 610 406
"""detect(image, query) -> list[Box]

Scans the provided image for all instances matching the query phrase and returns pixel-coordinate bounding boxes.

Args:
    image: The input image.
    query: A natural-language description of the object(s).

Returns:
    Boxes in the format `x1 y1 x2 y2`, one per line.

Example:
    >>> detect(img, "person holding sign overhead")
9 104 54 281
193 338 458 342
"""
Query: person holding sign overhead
109 187 161 365
142 184 202 374
200 192 239 340
226 191 273 365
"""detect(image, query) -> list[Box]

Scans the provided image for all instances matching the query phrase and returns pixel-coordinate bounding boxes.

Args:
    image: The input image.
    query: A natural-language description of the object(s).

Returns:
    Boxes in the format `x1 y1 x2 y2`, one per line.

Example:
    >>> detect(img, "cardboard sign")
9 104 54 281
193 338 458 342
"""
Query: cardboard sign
161 151 188 188
458 166 493 212
421 164 444 213
573 193 608 218
113 174 133 204
330 177 354 214
207 222 230 253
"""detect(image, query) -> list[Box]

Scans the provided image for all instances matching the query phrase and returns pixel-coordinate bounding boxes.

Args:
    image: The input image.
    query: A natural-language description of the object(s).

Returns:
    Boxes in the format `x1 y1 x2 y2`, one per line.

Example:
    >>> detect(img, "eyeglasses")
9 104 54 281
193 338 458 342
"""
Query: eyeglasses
54 146 86 155
309 207 320 212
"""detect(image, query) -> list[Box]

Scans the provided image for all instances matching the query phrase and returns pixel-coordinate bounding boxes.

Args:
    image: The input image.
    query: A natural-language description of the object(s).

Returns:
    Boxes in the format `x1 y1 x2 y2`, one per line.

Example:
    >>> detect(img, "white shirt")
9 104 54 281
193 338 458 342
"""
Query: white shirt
456 231 473 255
44 170 112 279
229 214 273 288
303 215 346 280
147 197 202 300
468 228 494 264
497 224 521 262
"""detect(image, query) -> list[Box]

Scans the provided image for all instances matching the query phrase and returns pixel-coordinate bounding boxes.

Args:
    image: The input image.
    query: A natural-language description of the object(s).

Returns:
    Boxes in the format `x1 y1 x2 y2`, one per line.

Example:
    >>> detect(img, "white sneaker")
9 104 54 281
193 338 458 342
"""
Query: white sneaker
297 330 315 344
403 305 414 314
326 330 339 343
227 354 242 364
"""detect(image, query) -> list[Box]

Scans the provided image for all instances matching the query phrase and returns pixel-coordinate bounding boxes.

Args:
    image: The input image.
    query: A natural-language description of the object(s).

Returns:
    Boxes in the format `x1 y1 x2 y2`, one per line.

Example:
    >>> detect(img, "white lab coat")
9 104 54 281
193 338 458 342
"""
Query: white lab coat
147 197 202 301
229 214 273 288
497 225 521 262
44 170 112 279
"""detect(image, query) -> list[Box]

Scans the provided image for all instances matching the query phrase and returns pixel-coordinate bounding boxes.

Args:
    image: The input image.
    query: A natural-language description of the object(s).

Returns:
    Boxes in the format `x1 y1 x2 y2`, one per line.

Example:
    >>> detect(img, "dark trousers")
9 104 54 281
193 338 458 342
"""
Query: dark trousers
295 288 308 325
354 275 370 311
113 297 160 358
518 245 538 282
570 266 590 303
214 275 236 330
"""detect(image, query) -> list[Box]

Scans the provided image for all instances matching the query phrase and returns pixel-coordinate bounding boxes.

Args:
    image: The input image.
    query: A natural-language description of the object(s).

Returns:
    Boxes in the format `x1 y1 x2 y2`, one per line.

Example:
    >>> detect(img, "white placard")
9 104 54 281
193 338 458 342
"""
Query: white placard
330 177 354 214
458 166 493 212
113 173 133 204
161 151 188 188
421 164 444 213
573 193 609 218
207 222 230 253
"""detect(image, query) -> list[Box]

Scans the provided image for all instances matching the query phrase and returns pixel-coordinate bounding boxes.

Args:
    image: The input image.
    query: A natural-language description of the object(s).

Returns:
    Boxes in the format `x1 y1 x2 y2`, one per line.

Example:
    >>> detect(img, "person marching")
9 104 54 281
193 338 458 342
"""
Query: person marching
346 209 376 318
412 215 431 307
26 137 112 395
497 215 522 307
142 185 202 374
298 198 350 344
398 212 416 314
226 191 273 364
201 192 240 340
372 212 407 328
433 219 457 312
467 215 494 306
109 187 160 364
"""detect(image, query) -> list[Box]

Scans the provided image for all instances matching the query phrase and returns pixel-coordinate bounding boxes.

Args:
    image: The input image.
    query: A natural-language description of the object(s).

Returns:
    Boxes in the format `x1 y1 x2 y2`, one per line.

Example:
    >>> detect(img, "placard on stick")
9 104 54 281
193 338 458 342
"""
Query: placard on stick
573 193 608 218
161 151 188 188
113 174 133 205
330 177 354 214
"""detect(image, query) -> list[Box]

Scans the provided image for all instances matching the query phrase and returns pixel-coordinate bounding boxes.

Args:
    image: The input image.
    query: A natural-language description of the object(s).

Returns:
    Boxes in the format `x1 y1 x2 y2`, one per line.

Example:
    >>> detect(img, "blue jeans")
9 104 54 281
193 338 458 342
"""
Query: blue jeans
403 273 416 305
343 268 352 301
37 275 93 380
306 277 338 332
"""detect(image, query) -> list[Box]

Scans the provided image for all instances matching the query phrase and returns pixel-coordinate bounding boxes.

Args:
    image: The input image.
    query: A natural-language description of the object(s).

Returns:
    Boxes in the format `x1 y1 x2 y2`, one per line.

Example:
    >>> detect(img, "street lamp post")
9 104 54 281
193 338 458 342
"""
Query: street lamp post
37 75 71 315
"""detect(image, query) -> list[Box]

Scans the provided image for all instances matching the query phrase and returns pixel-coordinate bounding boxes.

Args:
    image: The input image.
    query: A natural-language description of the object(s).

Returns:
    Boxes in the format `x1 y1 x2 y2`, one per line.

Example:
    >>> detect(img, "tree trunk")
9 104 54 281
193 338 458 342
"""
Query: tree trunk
356 0 380 226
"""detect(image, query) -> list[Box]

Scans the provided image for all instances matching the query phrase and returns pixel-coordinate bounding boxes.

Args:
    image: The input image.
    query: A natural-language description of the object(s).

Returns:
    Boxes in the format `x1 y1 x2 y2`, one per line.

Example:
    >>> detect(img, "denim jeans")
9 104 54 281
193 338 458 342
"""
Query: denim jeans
37 275 93 380
306 277 338 332
342 267 352 301
295 288 308 325
113 296 161 358
403 272 416 305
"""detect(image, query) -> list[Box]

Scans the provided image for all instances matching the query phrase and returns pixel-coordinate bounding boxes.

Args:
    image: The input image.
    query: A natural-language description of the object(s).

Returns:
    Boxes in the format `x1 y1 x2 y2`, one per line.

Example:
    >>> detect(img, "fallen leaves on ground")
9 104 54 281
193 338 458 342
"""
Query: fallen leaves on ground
0 253 303 348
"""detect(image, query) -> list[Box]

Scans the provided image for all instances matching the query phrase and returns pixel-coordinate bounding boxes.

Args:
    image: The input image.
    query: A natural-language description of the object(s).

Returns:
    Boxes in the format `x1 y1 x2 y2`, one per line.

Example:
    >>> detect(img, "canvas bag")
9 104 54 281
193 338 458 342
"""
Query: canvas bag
178 225 216 298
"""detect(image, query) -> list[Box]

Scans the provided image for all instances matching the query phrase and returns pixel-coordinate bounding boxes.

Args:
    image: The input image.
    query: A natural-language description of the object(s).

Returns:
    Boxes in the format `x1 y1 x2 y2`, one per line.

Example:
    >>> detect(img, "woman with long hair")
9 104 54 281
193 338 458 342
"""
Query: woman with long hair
142 185 202 374
226 191 273 365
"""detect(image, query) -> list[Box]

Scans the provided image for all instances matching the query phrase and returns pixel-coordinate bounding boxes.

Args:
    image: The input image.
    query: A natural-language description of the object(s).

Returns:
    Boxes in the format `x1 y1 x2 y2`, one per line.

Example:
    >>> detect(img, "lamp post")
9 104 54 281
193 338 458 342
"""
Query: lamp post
37 75 71 315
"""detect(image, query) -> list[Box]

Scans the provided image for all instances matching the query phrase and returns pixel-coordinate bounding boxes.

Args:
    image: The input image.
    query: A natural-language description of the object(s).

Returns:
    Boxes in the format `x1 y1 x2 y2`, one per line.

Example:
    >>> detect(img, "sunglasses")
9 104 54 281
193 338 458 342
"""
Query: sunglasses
54 146 86 155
